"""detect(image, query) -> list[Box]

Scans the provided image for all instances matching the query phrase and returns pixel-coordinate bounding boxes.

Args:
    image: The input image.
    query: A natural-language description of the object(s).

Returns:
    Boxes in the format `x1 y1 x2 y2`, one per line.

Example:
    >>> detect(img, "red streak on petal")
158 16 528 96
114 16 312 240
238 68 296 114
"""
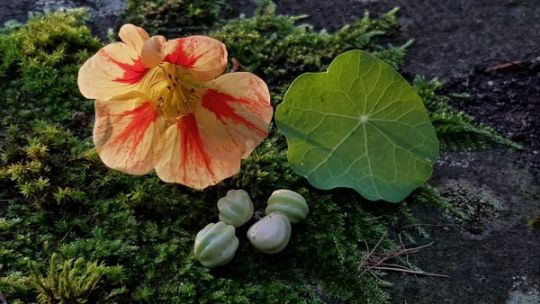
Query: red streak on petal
164 38 201 68
113 102 157 153
100 49 148 84
177 114 215 178
201 89 267 137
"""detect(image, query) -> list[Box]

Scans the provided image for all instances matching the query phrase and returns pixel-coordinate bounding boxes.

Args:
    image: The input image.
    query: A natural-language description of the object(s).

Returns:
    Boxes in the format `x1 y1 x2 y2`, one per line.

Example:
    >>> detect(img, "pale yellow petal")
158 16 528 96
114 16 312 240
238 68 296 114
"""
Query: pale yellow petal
196 72 272 160
93 100 112 147
94 93 165 175
118 24 150 52
140 35 166 68
78 43 148 100
154 114 239 189
163 36 227 81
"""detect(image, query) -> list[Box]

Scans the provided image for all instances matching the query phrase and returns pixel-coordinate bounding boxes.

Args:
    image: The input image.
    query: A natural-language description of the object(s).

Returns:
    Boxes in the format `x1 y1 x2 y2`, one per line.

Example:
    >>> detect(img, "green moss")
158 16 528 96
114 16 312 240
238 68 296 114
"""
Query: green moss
30 253 125 304
0 7 405 298
211 2 408 88
124 0 408 91
0 119 401 303
0 1 520 303
435 180 503 235
124 0 226 36
414 77 521 150
407 185 463 219
0 9 100 126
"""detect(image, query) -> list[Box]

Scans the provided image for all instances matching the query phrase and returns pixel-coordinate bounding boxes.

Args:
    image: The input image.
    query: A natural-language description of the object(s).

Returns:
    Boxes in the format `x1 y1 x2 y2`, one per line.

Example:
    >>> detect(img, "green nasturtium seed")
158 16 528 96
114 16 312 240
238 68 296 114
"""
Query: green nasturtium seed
275 50 439 203
194 221 239 268
247 212 292 254
217 189 254 227
266 189 308 223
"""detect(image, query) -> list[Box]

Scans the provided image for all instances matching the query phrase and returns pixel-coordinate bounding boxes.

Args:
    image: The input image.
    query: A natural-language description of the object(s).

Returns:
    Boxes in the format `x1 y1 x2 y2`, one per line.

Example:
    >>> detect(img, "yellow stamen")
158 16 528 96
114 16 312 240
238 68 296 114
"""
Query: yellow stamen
151 63 203 123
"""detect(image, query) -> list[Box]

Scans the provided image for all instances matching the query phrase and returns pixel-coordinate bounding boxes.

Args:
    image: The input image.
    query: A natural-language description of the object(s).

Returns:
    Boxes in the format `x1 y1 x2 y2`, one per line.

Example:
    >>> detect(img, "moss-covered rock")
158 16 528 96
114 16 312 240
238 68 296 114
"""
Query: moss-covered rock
210 2 408 89
0 2 520 303
124 0 226 36
0 118 397 303
0 9 100 126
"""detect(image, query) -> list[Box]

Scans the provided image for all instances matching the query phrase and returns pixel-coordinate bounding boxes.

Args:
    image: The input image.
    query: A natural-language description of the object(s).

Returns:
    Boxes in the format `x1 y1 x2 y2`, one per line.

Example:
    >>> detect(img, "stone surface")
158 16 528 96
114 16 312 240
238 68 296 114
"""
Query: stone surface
236 1 539 303
233 0 540 79
0 0 125 38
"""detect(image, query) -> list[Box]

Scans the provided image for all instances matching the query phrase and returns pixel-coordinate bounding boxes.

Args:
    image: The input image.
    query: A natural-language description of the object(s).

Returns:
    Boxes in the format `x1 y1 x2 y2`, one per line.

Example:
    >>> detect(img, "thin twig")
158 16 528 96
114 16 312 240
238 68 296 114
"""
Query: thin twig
359 234 448 279
370 266 450 278
484 60 529 72
359 231 387 276
377 263 413 269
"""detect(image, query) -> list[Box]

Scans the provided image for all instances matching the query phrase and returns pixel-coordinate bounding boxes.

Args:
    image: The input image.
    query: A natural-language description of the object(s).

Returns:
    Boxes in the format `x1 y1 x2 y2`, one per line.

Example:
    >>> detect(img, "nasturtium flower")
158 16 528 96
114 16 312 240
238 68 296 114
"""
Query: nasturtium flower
78 24 273 189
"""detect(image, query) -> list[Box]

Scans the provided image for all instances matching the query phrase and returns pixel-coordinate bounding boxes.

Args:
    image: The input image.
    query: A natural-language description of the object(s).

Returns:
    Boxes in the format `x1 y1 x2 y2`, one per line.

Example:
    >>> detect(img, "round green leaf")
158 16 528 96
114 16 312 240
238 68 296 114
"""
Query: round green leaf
275 50 439 202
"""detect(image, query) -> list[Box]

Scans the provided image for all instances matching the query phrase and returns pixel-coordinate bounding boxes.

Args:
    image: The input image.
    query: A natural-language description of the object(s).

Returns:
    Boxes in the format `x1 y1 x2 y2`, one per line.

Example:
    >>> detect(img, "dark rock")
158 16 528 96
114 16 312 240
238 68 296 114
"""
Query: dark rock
0 0 125 38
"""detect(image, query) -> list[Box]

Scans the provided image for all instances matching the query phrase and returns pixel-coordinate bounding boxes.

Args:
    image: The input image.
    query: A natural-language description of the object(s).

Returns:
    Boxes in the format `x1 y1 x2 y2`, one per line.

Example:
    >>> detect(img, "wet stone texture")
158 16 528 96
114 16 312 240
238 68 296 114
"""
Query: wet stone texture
444 59 540 177
0 0 125 37
399 150 540 304
234 1 540 303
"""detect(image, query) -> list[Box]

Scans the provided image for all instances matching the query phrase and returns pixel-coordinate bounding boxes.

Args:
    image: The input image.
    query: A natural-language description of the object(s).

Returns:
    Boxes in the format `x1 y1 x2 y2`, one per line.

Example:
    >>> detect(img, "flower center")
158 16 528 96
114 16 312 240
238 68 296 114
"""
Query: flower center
151 63 204 124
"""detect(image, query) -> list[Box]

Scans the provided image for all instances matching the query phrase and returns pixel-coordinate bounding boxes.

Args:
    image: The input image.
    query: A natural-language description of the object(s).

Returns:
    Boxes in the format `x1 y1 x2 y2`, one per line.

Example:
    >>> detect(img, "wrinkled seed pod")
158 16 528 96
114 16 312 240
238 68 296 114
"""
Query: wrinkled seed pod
194 221 239 268
266 189 308 223
218 189 254 227
247 212 291 254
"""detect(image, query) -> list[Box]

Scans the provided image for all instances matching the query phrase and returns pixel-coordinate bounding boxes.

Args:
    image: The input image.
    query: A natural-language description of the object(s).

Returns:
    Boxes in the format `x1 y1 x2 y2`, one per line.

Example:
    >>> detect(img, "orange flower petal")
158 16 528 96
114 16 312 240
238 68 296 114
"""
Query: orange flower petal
140 35 166 68
78 25 161 100
154 114 238 189
154 72 272 189
78 42 148 100
118 24 150 51
94 94 165 175
163 36 227 81
197 72 273 160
